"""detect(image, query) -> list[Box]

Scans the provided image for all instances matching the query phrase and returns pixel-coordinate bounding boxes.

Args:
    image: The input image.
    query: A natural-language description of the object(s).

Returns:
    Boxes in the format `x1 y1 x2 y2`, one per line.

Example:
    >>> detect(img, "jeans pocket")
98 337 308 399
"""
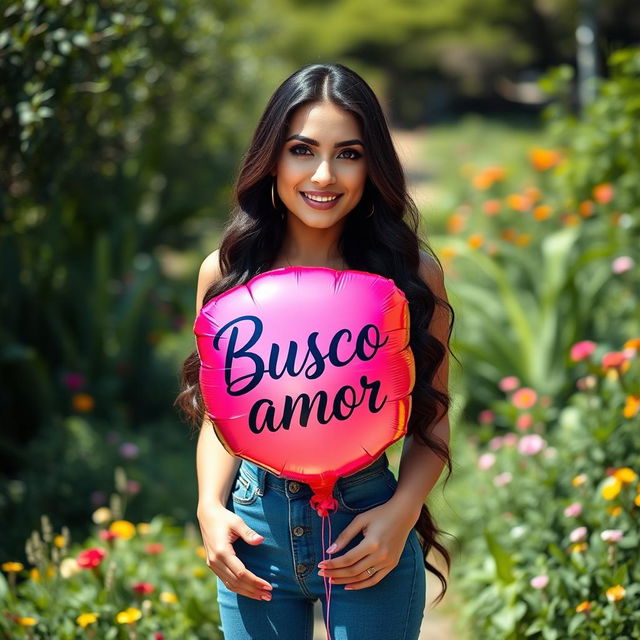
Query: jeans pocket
335 470 397 513
231 468 259 505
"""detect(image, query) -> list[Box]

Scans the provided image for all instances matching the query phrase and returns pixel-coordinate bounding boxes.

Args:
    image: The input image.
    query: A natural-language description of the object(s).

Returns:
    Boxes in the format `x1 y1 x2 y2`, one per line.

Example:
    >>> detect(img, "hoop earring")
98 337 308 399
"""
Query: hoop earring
271 178 277 209
366 203 375 218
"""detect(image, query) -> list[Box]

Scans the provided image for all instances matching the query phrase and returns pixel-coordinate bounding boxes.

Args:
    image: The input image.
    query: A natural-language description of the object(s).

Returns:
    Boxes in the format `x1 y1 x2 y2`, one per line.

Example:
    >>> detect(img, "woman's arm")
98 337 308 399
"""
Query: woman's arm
193 249 273 601
389 251 451 522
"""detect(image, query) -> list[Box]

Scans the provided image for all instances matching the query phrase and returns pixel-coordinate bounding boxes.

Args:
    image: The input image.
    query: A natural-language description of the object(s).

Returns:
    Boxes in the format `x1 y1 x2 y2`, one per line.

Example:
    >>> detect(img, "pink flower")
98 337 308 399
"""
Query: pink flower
77 547 107 569
488 436 504 451
600 529 623 543
517 434 547 456
564 502 583 518
512 387 538 409
99 530 118 541
493 472 512 487
502 433 518 447
127 480 141 495
63 372 85 390
499 376 520 392
601 352 627 369
144 543 164 554
516 413 533 431
478 409 495 424
530 574 549 589
570 526 588 543
119 442 140 459
612 256 634 274
570 340 597 362
477 453 496 470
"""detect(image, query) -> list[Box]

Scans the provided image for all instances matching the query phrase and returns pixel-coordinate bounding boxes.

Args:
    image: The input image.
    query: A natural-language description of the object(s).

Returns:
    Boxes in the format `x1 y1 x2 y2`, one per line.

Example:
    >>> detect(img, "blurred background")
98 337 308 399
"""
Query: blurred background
1 0 639 637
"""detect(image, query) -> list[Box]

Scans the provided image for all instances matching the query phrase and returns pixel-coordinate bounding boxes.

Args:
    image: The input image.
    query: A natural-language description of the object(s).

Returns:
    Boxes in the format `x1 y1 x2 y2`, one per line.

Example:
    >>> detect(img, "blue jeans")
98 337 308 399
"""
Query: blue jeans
216 452 426 640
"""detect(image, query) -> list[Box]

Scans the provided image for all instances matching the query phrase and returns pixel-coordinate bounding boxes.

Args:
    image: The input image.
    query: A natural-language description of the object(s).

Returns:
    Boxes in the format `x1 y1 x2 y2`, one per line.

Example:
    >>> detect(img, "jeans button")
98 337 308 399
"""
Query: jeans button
293 526 305 537
296 563 307 575
288 481 300 493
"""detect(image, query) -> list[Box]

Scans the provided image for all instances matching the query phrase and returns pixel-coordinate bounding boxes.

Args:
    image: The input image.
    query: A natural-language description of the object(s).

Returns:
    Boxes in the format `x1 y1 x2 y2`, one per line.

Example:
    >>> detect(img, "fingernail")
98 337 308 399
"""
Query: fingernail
261 594 271 601
318 570 326 577
262 585 272 591
344 586 354 590
326 544 338 553
251 532 262 539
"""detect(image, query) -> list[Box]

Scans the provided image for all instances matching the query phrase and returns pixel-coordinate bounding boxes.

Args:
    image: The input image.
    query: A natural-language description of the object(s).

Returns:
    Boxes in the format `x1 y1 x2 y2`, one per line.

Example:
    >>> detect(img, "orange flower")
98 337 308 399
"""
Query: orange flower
500 228 517 242
561 213 581 226
468 233 484 249
529 148 563 171
482 199 502 216
592 183 614 204
578 200 594 217
522 185 542 203
613 467 638 484
533 204 553 220
447 213 466 234
624 396 640 418
72 393 95 413
623 337 640 352
506 194 532 212
605 585 625 602
575 601 591 613
472 166 506 190
606 505 622 516
515 233 532 247
440 247 457 259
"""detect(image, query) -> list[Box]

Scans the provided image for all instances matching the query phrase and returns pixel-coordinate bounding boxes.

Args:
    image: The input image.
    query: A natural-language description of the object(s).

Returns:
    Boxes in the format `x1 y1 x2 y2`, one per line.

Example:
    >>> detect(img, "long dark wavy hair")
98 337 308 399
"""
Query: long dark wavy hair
176 62 457 603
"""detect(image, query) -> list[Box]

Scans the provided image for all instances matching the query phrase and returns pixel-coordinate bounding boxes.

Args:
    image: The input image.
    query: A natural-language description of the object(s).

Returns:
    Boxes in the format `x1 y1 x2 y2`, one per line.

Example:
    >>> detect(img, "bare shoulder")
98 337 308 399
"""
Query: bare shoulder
196 249 223 314
418 250 447 301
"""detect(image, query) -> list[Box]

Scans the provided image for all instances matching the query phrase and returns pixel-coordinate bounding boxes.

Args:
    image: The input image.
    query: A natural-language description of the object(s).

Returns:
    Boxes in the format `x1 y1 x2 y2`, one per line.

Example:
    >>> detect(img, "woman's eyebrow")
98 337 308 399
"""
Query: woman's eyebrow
285 134 365 148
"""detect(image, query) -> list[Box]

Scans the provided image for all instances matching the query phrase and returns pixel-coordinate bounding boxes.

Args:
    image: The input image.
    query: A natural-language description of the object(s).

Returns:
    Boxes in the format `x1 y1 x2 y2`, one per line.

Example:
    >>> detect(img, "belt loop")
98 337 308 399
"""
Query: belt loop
256 465 267 496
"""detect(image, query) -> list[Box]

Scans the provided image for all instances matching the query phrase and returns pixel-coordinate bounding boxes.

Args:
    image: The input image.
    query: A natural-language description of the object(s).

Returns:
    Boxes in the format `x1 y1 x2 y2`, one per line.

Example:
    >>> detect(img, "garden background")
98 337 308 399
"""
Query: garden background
1 0 639 638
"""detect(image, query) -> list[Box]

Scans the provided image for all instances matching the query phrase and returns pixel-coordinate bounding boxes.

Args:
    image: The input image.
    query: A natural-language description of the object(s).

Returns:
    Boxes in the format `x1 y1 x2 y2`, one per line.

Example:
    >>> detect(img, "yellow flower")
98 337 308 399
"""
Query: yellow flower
605 585 625 602
607 505 622 516
196 545 207 559
47 565 56 578
116 607 141 624
53 535 66 548
60 557 81 578
136 522 151 535
623 396 640 419
613 467 638 484
30 568 40 582
109 520 136 540
160 591 178 604
575 601 591 613
515 233 532 247
72 393 95 412
92 507 112 525
601 476 622 500
440 247 457 259
571 474 587 487
570 542 588 553
18 617 37 626
2 562 24 572
76 613 99 628
193 567 207 578
635 494 640 507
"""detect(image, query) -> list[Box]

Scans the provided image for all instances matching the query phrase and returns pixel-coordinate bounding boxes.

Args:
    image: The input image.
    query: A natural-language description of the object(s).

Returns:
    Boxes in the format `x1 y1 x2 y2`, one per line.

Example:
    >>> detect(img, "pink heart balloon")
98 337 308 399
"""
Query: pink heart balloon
194 266 415 504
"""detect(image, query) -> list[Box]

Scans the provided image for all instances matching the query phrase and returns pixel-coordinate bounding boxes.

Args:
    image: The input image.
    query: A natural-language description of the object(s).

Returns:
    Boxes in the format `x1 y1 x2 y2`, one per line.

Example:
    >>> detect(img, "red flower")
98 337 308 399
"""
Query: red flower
132 581 155 595
144 543 164 555
99 530 118 541
155 633 164 640
77 548 107 569
602 351 627 369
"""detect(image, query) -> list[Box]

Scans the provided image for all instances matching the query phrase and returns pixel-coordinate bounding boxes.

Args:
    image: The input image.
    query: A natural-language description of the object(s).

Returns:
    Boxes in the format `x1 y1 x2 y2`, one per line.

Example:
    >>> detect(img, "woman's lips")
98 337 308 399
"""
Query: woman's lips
300 191 343 210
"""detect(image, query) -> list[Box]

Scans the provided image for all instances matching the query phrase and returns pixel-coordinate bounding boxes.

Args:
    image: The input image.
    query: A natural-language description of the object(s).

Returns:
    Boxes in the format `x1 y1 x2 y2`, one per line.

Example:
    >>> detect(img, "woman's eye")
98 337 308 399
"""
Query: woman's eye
290 144 312 156
338 148 362 160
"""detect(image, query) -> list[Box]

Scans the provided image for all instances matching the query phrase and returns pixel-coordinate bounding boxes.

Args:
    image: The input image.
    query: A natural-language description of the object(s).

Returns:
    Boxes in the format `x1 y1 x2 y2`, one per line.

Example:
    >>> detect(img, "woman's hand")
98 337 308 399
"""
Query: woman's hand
316 497 420 590
197 503 273 601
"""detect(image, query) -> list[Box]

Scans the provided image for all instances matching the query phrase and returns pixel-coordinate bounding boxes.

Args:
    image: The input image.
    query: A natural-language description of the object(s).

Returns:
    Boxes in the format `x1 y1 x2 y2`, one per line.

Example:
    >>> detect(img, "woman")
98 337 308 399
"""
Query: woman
176 62 456 640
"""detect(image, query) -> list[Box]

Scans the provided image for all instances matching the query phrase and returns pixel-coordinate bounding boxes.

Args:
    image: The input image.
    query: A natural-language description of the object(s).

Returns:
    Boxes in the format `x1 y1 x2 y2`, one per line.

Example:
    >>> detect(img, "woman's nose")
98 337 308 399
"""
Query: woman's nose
311 159 335 185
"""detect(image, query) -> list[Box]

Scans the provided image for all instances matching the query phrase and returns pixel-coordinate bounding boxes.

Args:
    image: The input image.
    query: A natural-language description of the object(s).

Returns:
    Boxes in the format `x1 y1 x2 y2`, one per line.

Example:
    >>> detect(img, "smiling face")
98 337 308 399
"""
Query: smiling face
272 101 368 230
